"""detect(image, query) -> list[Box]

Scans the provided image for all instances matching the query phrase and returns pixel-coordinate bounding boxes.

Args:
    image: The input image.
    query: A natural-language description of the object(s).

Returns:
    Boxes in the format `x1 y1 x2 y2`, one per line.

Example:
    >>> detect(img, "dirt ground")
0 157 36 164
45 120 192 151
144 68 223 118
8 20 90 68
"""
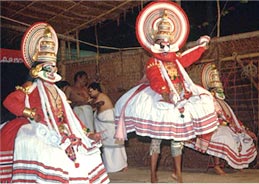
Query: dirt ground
108 167 259 183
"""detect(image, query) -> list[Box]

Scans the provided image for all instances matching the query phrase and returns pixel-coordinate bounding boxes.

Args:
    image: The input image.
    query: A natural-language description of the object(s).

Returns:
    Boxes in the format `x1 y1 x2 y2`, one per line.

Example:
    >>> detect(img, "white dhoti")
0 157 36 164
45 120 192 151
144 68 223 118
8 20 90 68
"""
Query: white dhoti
94 109 128 173
73 105 94 131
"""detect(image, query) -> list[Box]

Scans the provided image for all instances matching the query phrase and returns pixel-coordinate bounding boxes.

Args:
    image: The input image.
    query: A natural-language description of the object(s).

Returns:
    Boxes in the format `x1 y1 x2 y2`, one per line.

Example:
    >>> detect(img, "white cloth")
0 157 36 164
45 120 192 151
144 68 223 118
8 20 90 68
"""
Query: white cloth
94 109 127 173
115 83 218 141
185 99 257 169
4 80 109 183
207 126 257 169
14 122 108 184
73 105 95 132
206 99 257 169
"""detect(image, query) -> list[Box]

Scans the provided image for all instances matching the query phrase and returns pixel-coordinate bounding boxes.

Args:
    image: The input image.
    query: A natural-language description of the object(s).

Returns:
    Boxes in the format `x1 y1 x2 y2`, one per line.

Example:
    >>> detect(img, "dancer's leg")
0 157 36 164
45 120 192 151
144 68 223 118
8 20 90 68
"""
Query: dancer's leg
171 141 183 183
214 156 226 175
150 139 162 183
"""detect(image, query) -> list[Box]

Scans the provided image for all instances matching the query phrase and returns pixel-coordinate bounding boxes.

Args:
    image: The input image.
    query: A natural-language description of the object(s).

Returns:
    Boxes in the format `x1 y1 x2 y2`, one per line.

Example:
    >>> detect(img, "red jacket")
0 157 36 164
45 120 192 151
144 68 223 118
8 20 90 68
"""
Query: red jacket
146 46 206 94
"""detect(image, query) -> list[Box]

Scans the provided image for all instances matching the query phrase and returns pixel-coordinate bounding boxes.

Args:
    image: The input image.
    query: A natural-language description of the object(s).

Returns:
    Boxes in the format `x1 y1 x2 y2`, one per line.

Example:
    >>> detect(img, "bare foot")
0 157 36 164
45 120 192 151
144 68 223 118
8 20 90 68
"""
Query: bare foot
151 173 158 183
120 167 128 172
172 173 183 183
214 165 226 175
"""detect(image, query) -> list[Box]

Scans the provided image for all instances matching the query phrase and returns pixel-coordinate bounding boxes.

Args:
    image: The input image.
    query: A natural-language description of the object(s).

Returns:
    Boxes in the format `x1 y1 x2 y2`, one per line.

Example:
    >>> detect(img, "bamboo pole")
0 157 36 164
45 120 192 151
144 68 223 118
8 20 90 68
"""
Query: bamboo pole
59 40 66 79
199 52 259 63
76 31 80 59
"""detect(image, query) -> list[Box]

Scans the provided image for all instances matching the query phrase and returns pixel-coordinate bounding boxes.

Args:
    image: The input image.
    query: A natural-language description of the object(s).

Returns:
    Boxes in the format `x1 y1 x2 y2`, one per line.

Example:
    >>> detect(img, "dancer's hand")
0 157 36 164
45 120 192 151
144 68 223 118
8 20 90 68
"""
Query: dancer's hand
246 130 258 141
198 35 210 49
88 132 102 142
161 92 171 103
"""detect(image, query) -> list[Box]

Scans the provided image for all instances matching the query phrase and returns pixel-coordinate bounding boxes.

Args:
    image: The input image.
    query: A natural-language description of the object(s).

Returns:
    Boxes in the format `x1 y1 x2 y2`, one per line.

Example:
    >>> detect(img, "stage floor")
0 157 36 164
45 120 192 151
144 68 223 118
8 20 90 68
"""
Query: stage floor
108 167 259 183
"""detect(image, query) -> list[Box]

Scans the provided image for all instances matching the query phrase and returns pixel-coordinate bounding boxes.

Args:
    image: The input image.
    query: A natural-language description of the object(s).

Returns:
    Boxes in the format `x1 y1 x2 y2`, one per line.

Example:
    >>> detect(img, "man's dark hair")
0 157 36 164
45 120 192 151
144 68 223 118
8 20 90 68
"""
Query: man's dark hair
56 80 70 89
88 82 102 93
74 71 88 82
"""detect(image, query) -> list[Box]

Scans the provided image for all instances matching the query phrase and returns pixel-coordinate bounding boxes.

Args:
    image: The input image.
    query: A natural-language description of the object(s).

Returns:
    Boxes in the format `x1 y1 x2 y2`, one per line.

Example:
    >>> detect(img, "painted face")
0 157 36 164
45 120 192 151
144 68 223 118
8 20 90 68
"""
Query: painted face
151 39 179 53
212 88 225 100
38 62 61 83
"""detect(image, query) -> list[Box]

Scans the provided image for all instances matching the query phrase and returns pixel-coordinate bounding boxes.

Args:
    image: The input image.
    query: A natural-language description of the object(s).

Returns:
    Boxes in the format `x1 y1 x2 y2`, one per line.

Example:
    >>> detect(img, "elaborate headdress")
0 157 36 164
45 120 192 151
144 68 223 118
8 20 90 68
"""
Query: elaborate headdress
21 22 61 82
21 22 58 69
136 1 189 53
202 63 225 99
153 10 174 43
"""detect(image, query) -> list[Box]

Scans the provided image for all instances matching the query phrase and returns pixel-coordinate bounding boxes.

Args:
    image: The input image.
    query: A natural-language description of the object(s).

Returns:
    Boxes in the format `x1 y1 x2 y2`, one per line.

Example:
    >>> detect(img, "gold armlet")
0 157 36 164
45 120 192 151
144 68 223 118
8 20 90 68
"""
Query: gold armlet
15 85 30 94
23 107 36 119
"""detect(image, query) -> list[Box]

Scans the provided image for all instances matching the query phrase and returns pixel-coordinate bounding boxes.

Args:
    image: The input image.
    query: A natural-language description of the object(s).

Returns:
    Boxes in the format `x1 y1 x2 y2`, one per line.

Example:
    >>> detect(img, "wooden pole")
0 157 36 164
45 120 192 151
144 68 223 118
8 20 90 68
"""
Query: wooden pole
76 31 80 59
216 0 221 37
59 40 66 79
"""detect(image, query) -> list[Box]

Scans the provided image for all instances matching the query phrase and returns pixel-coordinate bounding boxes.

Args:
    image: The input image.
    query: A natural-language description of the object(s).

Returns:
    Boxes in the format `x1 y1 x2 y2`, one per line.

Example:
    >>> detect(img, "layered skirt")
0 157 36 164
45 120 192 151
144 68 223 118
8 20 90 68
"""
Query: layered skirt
0 119 109 183
115 83 219 141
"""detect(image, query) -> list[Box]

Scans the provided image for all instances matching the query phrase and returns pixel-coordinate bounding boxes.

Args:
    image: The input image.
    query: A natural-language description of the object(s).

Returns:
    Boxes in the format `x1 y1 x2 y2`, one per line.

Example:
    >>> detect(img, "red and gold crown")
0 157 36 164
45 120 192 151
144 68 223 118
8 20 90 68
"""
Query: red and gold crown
21 22 58 69
136 1 189 54
153 10 175 44
202 63 224 90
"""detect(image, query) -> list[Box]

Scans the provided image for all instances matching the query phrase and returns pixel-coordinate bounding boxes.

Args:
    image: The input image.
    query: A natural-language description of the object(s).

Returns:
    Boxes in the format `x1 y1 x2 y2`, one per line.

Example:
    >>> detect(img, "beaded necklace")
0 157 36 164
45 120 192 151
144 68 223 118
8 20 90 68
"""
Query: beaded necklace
46 86 63 122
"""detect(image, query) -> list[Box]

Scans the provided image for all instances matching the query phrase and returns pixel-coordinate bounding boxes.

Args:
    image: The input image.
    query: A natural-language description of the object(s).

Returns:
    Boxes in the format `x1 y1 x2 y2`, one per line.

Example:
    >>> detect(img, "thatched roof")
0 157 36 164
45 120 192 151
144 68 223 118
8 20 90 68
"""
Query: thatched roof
1 1 148 48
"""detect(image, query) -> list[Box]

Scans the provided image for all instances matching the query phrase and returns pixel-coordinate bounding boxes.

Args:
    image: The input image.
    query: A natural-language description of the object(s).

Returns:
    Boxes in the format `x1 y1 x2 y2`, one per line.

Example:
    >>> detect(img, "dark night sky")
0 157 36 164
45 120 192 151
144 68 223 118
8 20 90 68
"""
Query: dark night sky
79 1 259 53
1 0 259 122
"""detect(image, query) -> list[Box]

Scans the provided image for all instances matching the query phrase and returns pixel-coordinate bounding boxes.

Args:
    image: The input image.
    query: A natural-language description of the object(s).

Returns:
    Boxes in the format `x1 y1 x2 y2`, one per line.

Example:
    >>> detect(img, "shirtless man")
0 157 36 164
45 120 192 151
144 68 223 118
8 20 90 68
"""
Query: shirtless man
65 71 94 131
88 82 128 173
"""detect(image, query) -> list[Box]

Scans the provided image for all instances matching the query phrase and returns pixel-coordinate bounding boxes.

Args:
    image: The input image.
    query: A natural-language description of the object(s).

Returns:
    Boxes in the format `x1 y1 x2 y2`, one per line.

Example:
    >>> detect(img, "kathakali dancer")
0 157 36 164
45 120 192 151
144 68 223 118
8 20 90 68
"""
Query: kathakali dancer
114 1 219 182
185 63 257 175
0 22 109 183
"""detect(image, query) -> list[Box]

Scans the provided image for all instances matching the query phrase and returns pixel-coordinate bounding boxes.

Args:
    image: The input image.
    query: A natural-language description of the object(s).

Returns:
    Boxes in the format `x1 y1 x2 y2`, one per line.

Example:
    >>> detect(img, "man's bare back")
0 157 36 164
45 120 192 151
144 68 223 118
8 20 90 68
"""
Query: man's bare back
94 93 113 113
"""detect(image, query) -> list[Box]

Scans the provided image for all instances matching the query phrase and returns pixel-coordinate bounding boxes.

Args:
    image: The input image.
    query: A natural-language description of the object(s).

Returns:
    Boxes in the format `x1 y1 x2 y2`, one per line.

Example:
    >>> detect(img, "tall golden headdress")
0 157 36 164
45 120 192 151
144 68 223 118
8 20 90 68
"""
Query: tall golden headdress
135 1 189 54
21 22 58 69
202 63 224 91
153 10 175 44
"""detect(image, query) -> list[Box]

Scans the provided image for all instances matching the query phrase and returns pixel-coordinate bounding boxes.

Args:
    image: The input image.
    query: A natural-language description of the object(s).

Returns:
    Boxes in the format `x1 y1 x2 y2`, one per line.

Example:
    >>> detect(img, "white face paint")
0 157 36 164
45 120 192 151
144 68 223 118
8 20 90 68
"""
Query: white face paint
151 39 179 53
37 62 61 83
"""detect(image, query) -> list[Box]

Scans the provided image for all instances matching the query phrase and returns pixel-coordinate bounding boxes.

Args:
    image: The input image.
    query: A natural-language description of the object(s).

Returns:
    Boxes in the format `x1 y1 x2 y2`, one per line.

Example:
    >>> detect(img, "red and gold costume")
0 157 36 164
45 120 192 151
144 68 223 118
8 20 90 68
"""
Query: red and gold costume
146 47 206 95
115 1 218 141
185 63 257 169
0 23 109 183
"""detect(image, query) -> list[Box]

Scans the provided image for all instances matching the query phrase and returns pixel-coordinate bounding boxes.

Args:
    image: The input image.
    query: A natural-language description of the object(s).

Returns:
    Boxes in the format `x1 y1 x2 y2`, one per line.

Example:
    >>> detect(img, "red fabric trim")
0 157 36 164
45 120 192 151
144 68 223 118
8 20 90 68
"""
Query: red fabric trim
12 160 69 183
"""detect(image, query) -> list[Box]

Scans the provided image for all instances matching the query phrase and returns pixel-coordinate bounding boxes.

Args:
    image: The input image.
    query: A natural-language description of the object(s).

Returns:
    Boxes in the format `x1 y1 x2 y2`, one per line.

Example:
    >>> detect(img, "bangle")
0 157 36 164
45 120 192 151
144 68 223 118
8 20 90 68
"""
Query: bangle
222 121 229 126
23 107 36 119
